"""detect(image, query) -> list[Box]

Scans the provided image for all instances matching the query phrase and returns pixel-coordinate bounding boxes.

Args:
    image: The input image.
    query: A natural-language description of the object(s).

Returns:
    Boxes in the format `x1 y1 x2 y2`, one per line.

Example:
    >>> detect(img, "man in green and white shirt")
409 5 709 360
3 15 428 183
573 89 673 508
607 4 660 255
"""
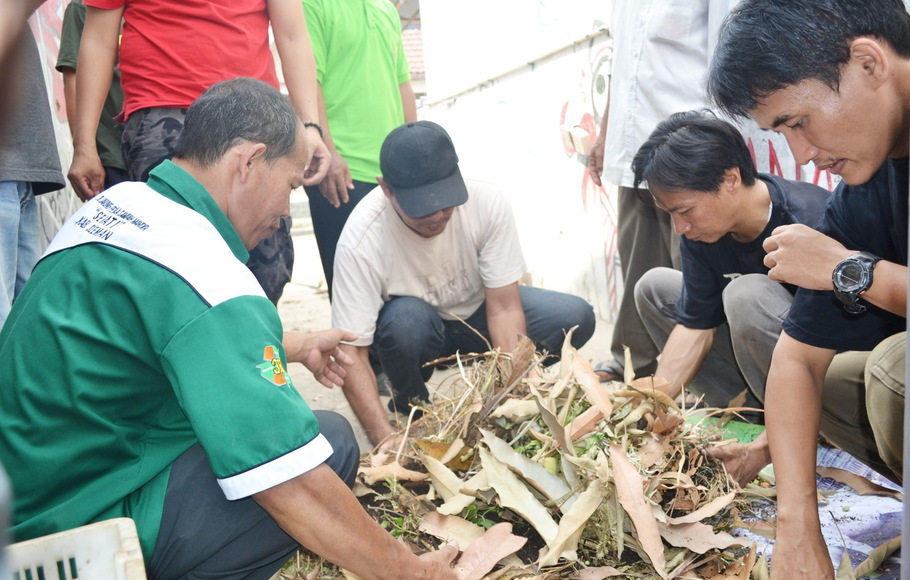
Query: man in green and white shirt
0 78 459 580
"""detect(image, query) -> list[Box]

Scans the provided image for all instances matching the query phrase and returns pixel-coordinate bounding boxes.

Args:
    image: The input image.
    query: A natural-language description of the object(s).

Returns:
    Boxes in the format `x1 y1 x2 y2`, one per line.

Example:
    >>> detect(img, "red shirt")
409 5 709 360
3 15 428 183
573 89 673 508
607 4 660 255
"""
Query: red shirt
87 0 280 120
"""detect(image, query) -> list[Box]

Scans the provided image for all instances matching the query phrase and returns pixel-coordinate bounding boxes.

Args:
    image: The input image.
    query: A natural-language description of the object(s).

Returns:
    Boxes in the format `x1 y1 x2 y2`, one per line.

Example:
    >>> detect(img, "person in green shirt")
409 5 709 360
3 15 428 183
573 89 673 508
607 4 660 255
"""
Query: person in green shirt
302 0 417 296
0 77 458 580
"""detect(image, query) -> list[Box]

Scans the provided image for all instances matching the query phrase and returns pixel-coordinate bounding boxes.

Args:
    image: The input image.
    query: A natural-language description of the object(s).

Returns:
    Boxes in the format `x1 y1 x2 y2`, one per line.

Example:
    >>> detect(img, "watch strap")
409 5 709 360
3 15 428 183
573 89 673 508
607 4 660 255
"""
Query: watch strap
832 251 881 307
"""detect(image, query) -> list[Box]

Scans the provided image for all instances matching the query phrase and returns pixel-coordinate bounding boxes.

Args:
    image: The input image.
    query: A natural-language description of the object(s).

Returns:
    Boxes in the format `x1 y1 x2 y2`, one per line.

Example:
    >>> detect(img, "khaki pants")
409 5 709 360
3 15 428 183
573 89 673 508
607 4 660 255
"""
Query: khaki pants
821 332 906 484
634 268 792 410
604 186 680 377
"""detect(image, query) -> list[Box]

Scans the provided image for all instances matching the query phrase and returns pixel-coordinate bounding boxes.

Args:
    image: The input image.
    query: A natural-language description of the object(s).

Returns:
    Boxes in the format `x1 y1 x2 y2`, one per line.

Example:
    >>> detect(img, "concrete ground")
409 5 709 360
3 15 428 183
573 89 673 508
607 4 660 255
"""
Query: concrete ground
277 198 614 452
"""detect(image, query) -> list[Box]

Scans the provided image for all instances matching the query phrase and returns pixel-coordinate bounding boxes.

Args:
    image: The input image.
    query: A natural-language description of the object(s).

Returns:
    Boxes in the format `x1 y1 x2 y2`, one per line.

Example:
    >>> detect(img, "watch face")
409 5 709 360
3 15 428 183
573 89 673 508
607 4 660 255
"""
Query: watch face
835 261 866 293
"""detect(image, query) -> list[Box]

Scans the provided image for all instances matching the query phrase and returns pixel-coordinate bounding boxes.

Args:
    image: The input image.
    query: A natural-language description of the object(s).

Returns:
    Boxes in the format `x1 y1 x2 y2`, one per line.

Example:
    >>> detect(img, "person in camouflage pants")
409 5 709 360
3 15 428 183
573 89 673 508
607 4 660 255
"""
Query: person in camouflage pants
121 107 294 304
67 0 330 305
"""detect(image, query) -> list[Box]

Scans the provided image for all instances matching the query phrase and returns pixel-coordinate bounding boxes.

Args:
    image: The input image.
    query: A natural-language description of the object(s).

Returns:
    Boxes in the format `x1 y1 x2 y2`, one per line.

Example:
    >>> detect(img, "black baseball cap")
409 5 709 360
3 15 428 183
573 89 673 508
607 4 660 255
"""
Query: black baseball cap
379 121 469 218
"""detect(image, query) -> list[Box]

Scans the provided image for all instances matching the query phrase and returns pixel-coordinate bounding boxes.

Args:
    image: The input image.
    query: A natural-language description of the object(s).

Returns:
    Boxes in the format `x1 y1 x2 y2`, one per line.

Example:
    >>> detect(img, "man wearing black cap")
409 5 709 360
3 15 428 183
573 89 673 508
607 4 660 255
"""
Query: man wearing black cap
330 121 597 446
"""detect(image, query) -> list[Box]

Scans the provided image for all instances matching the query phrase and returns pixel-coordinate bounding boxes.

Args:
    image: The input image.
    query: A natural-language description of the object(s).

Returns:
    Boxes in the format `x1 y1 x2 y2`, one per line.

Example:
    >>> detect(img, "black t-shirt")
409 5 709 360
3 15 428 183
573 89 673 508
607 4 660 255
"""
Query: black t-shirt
783 157 909 351
676 174 830 329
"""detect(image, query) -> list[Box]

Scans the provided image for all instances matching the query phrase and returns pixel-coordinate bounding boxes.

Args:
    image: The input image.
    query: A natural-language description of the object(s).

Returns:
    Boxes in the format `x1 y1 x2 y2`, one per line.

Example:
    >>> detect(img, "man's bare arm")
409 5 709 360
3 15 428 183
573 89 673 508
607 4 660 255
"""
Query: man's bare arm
858 259 906 315
255 464 459 580
763 224 906 315
764 332 836 580
484 282 527 354
652 324 717 400
399 81 418 123
268 0 330 184
61 68 76 135
337 344 397 446
69 5 121 200
0 0 44 69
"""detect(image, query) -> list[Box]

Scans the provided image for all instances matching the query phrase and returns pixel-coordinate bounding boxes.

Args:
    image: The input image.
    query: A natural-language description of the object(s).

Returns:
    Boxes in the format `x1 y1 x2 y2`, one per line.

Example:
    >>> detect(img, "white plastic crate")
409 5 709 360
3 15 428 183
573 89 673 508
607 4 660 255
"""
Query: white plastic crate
7 518 146 580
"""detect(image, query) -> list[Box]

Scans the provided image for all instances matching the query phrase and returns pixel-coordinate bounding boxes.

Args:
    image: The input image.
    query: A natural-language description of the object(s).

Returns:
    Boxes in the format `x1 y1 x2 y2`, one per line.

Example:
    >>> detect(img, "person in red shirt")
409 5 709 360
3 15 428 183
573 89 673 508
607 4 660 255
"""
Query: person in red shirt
68 0 331 302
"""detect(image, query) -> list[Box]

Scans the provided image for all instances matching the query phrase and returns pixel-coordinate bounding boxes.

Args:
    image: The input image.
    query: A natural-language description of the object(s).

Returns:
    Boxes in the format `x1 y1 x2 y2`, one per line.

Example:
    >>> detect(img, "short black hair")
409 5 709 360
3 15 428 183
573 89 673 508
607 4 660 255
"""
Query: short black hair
631 110 757 203
173 77 300 167
708 0 910 118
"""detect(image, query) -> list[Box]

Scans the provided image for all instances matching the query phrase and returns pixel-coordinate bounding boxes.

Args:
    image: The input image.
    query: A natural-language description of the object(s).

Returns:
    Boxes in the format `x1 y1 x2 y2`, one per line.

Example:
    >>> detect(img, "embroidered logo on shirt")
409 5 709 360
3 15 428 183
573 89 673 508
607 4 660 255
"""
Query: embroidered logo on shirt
257 345 289 386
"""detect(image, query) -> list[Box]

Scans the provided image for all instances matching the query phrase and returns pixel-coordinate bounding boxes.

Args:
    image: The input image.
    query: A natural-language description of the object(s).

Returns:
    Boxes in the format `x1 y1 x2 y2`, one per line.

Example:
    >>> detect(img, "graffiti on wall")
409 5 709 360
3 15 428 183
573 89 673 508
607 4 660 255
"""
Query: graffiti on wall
746 136 838 191
563 38 839 195
559 33 841 318
559 38 618 317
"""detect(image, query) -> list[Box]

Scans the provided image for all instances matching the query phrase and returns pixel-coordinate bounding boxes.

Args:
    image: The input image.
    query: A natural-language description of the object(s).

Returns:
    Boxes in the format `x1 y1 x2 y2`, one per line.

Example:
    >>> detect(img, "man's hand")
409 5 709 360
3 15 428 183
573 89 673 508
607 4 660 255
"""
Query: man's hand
317 151 354 208
284 329 356 388
586 135 606 187
340 344 399 446
303 126 331 186
771 525 833 580
762 224 852 290
705 432 770 488
68 149 106 201
256 463 460 580
414 542 460 580
71 4 121 201
587 109 609 188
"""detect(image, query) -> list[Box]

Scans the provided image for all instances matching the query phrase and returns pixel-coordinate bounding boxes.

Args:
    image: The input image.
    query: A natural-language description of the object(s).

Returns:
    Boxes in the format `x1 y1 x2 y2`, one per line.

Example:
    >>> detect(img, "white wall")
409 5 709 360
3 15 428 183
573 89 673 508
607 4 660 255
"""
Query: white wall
421 31 619 319
419 0 837 320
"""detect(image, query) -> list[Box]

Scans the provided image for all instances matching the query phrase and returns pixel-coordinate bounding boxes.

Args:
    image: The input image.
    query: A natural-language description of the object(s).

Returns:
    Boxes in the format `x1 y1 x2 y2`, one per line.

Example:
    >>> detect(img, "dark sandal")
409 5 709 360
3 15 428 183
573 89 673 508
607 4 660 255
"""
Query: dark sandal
592 362 622 383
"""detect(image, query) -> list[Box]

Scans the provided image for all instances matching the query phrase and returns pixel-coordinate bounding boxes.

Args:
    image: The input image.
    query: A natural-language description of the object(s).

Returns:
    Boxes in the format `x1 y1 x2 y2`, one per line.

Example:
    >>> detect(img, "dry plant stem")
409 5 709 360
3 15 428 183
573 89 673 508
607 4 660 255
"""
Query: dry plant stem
395 409 419 463
556 384 579 424
421 352 487 367
507 420 534 447
437 354 482 440
479 357 540 420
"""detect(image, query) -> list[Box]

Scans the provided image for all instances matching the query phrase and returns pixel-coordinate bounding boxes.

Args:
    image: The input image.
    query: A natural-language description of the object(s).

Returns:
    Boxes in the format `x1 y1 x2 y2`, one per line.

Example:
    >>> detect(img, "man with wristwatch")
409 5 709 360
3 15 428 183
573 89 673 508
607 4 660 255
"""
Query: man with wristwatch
707 1 909 578
832 252 882 314
756 161 907 480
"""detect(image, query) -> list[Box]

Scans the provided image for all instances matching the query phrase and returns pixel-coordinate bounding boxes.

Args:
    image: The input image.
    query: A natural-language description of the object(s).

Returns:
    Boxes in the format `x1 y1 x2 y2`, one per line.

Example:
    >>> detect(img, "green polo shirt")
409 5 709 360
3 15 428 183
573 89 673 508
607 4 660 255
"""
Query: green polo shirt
304 0 411 182
0 161 326 560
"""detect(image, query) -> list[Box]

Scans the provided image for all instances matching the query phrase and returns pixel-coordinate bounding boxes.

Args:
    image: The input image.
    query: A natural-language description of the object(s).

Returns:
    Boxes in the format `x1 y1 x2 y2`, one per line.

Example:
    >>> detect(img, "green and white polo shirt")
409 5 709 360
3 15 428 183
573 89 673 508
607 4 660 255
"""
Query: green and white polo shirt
0 160 329 559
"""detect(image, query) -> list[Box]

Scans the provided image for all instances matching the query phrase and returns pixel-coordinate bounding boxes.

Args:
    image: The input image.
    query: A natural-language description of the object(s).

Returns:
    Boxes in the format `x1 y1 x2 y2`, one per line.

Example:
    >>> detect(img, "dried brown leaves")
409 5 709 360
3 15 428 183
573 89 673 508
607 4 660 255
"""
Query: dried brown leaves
356 332 756 579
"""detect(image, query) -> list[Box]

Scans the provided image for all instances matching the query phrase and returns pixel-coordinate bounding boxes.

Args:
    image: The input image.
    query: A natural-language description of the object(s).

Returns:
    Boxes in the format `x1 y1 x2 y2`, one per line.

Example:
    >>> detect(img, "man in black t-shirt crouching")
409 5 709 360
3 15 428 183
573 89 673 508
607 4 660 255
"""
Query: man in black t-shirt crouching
707 1 910 578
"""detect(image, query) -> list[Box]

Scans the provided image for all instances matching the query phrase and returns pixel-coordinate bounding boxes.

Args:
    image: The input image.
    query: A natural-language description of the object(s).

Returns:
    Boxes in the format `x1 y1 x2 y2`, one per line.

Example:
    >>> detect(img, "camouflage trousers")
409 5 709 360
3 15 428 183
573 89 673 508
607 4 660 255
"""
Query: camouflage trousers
122 107 294 304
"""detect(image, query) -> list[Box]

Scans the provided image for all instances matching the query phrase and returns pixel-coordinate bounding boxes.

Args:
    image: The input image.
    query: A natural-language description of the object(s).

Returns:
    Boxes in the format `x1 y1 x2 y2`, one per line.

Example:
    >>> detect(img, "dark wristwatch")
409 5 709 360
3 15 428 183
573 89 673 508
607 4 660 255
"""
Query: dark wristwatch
832 251 881 313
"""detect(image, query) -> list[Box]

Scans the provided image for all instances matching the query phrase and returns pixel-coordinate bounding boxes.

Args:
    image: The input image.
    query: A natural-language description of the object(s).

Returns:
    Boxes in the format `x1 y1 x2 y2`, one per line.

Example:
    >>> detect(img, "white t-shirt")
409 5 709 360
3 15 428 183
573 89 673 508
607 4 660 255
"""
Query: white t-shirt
332 179 526 346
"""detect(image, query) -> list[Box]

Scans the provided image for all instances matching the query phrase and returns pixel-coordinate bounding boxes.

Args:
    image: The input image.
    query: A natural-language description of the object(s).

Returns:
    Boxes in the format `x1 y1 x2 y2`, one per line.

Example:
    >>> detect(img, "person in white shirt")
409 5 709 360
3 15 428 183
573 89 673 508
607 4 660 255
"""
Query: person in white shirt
331 121 596 446
587 0 736 382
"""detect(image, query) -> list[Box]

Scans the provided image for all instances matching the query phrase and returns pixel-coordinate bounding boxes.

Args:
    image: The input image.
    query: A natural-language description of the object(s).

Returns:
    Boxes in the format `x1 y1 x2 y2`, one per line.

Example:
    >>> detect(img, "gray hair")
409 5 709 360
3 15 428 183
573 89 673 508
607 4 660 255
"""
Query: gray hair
173 77 300 167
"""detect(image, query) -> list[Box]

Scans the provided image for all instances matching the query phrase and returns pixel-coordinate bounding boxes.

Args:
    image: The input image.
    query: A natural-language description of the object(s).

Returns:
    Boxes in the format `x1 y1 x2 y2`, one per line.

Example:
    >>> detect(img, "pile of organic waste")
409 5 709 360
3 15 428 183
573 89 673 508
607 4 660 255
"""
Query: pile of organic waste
287 331 773 580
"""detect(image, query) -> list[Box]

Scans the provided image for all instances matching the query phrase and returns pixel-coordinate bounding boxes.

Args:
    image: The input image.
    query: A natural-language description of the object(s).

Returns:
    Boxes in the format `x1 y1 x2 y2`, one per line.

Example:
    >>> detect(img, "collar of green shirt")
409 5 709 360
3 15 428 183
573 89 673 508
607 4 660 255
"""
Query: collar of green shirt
146 160 250 263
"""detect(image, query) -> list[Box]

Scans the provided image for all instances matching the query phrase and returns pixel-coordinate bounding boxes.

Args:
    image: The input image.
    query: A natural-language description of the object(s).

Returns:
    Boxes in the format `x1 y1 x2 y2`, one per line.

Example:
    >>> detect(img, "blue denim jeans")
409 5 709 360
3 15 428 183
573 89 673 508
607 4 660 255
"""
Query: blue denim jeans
0 181 40 330
373 286 596 406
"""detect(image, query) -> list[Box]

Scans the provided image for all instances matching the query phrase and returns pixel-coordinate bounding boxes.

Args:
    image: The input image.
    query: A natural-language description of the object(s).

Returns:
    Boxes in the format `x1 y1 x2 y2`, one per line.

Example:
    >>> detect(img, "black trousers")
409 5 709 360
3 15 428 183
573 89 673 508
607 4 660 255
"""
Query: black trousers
146 411 359 580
